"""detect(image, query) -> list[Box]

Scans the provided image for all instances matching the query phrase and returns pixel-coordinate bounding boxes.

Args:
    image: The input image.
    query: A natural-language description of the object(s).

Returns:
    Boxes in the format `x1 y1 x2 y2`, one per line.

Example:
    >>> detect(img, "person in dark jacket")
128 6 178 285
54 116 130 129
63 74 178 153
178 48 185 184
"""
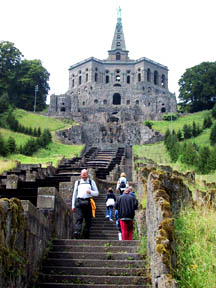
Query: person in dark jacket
115 188 138 240
105 187 116 221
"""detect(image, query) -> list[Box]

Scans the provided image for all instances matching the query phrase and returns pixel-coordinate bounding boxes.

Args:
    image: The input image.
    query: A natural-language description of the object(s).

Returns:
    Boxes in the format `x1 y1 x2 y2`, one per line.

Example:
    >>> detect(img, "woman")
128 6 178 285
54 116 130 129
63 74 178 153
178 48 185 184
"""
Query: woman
105 187 116 221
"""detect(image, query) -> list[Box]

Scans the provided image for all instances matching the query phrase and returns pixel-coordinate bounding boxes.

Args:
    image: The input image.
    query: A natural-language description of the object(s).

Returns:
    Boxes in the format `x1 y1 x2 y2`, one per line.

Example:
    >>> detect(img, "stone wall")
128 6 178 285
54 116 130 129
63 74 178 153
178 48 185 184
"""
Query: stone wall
56 121 163 146
0 187 73 288
143 169 192 288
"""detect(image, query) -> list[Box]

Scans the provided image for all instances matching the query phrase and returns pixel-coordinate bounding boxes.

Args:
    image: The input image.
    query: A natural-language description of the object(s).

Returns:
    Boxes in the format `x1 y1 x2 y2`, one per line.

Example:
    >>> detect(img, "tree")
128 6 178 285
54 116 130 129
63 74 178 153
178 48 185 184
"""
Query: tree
7 136 16 154
178 62 216 112
0 41 23 97
212 103 216 119
210 123 216 146
0 93 9 113
16 59 50 111
183 124 192 139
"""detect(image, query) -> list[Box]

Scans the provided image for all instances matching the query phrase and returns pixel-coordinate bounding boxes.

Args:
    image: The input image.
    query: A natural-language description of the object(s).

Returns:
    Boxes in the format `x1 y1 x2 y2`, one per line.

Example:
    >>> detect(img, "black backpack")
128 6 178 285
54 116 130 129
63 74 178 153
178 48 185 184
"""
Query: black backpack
119 180 126 189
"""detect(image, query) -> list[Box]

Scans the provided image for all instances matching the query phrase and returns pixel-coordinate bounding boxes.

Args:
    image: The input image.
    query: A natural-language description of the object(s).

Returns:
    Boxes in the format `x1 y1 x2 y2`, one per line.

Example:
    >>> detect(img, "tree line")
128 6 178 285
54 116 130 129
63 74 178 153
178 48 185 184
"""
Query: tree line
0 41 50 112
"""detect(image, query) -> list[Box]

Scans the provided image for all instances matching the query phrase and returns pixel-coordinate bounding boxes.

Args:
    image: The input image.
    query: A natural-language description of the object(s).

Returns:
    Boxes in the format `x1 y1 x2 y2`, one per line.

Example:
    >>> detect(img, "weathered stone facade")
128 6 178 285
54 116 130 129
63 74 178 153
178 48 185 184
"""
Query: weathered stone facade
49 11 177 124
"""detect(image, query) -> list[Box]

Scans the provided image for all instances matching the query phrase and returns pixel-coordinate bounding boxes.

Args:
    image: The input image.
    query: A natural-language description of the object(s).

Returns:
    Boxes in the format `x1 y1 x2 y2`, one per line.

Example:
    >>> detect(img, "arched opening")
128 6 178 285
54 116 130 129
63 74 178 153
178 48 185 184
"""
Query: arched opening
103 99 107 104
106 75 109 83
60 107 65 112
116 52 120 60
138 73 141 82
79 76 82 85
114 83 121 87
147 68 151 82
127 75 130 84
161 74 166 87
113 93 121 105
95 73 98 82
161 107 166 113
154 71 159 85
136 100 139 105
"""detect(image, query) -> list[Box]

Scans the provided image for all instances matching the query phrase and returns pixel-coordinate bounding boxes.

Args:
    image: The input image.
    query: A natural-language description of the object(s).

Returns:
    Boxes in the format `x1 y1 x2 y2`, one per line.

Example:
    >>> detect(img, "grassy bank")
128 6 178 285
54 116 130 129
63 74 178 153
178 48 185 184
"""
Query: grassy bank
5 142 83 168
174 207 216 288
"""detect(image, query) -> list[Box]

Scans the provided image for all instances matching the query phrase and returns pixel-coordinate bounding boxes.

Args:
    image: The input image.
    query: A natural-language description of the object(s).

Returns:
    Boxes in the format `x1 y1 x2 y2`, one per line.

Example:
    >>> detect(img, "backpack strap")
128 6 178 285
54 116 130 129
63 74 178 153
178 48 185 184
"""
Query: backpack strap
77 179 93 190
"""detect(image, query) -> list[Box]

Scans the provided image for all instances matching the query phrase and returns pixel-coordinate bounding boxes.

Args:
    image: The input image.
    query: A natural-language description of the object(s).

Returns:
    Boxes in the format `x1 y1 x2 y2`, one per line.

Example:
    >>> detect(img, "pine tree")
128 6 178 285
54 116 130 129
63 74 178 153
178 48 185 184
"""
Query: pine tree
197 146 211 174
164 128 171 148
210 123 216 146
177 129 183 141
192 121 197 137
7 136 16 154
183 124 192 139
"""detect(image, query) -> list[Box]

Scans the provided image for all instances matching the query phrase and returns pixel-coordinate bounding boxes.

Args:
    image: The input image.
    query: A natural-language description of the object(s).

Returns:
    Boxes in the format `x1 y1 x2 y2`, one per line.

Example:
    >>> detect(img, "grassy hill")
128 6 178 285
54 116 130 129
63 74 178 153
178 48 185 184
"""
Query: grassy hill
133 110 216 183
0 109 83 173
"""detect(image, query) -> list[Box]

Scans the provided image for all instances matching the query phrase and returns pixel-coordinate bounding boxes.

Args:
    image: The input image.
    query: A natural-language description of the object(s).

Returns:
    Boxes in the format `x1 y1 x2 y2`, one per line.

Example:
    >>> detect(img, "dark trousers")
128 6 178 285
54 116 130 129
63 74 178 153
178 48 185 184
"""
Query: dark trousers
75 203 92 238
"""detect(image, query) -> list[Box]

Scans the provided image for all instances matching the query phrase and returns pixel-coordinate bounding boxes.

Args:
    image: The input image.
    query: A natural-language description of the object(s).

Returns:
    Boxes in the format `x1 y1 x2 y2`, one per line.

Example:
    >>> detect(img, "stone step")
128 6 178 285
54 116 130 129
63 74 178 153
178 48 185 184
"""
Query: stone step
43 258 144 268
51 245 138 253
47 251 142 260
42 266 146 276
52 240 140 246
38 274 147 285
36 284 147 288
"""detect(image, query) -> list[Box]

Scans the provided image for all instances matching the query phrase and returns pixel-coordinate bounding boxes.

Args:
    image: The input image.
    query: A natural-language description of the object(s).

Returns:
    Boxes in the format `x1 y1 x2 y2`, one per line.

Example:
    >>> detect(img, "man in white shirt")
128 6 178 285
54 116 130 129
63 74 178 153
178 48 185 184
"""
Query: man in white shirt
72 169 99 239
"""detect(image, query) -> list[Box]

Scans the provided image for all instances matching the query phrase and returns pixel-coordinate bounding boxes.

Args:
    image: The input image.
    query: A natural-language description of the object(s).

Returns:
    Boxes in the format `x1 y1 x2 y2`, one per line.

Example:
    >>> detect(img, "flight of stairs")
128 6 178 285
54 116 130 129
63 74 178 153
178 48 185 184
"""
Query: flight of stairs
36 239 148 287
35 183 149 287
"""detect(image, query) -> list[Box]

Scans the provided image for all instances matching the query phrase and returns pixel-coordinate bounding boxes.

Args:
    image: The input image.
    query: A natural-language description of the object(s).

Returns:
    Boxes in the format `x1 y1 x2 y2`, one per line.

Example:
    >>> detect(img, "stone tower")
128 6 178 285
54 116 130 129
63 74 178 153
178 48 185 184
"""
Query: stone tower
49 8 177 126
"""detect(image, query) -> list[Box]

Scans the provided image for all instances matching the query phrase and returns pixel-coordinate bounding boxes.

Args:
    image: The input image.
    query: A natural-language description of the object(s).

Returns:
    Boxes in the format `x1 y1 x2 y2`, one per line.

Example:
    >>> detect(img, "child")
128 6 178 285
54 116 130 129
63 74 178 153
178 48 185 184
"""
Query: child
115 209 122 240
116 172 129 195
105 187 116 221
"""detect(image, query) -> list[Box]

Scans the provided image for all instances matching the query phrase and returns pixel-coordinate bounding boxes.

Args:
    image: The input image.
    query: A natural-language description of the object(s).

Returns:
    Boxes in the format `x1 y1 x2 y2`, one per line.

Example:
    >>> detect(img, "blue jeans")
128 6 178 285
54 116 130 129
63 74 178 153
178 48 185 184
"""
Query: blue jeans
106 206 113 220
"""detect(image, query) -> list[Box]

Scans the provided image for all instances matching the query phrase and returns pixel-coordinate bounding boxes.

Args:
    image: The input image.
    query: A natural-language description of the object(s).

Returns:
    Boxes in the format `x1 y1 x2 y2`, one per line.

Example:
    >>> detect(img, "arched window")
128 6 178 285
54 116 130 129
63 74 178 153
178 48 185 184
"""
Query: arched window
116 52 120 60
138 73 141 82
94 99 98 104
161 107 166 113
136 100 139 105
154 71 159 85
113 93 121 105
147 68 151 82
127 100 130 105
127 75 130 84
86 74 88 82
117 42 121 47
106 75 109 83
161 74 166 87
103 99 107 104
61 107 65 112
82 101 85 106
72 79 74 87
95 73 98 82
79 76 82 85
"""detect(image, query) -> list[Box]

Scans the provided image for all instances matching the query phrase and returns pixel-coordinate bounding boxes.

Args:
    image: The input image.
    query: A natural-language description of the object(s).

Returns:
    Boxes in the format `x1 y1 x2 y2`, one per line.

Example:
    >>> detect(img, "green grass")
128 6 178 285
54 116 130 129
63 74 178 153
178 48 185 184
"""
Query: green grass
13 109 72 131
0 128 33 146
151 110 210 135
174 207 216 288
0 109 83 171
6 142 83 167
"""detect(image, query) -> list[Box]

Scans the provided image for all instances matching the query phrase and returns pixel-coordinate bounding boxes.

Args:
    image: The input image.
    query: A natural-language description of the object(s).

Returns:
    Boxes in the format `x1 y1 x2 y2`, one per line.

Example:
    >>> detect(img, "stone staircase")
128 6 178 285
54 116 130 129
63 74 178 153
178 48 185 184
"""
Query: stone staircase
36 239 148 287
35 167 149 287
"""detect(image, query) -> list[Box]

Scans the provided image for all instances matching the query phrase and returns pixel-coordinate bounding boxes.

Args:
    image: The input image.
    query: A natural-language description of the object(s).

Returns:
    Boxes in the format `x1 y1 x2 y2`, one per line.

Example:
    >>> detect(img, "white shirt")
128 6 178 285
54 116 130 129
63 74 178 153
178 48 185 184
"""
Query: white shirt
72 178 99 209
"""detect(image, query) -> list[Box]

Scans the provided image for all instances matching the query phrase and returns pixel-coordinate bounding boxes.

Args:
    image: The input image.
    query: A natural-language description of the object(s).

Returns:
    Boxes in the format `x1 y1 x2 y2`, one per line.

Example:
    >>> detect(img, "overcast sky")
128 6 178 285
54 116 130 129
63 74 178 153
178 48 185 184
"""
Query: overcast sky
1 0 216 103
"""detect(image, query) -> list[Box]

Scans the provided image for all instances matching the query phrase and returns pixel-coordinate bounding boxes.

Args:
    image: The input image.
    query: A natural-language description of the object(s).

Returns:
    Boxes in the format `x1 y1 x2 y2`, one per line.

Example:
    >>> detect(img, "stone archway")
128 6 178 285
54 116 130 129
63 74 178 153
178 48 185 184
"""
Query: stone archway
113 93 121 105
